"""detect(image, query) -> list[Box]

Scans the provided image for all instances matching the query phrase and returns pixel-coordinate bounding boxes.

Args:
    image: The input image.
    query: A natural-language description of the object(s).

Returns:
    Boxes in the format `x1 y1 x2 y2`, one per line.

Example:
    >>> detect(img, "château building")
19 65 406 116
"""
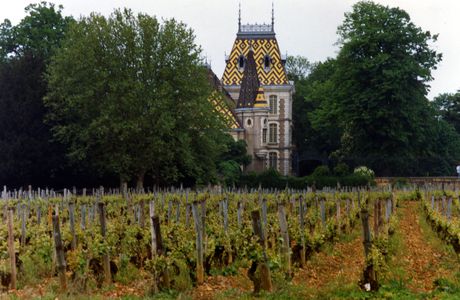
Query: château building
209 6 294 176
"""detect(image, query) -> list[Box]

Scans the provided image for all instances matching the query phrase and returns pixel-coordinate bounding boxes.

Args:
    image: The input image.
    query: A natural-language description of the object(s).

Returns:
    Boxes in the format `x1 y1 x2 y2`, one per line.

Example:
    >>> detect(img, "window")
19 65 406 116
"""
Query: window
264 55 271 70
268 152 278 169
269 123 278 144
246 118 252 127
262 128 267 143
238 55 245 69
269 95 277 114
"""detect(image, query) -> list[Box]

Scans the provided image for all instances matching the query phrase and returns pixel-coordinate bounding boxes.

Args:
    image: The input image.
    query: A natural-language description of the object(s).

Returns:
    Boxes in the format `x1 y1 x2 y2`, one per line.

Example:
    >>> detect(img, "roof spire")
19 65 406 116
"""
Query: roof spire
237 49 260 108
238 2 241 32
271 2 274 31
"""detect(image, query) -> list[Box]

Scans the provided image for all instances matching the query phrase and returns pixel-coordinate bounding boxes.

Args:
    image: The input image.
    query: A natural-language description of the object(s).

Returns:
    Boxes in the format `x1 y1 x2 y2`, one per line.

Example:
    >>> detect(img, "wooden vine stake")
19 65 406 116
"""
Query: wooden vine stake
69 201 77 250
7 209 17 290
222 197 232 264
152 215 169 289
278 203 292 278
192 201 204 285
373 199 380 238
237 201 243 227
360 198 378 291
37 204 41 225
336 198 341 234
249 210 272 294
149 200 157 255
320 197 326 228
20 204 26 246
52 214 67 291
201 199 207 256
139 199 145 228
298 196 306 268
81 204 86 230
98 202 112 285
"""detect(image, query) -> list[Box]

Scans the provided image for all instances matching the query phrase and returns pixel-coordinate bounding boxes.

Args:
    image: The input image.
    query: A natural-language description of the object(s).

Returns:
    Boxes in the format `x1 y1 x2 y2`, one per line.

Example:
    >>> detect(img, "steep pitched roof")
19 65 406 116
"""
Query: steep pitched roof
207 68 242 129
222 28 288 86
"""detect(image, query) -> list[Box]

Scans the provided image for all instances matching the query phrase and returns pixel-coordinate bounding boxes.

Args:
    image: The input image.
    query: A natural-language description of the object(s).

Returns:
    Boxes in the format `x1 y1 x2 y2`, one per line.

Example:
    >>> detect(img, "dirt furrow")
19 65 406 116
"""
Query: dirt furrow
398 201 454 292
293 232 364 291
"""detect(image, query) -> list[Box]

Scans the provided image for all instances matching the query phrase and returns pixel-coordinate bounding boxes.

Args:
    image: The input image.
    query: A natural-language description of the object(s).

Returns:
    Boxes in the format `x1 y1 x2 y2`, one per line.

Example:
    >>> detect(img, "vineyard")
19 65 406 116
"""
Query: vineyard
1 186 460 299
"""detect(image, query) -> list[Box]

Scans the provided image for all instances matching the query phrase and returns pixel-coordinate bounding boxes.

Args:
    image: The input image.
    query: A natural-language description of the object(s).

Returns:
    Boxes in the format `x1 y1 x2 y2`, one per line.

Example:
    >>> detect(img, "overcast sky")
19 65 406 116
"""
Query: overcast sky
2 0 459 99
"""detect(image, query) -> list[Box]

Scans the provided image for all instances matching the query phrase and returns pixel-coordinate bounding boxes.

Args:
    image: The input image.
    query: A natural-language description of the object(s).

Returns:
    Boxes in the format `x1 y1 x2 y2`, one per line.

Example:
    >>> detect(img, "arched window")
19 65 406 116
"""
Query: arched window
269 123 278 144
268 152 278 170
238 55 245 70
264 55 271 70
269 95 278 115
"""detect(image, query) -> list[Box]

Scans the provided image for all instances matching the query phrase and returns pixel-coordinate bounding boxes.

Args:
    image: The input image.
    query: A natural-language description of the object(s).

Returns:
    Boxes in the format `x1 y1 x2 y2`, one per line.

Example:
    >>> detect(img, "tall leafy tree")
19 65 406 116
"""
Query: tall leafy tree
286 55 312 82
433 91 460 133
332 1 442 175
291 59 342 174
45 9 227 187
0 2 75 188
0 2 73 60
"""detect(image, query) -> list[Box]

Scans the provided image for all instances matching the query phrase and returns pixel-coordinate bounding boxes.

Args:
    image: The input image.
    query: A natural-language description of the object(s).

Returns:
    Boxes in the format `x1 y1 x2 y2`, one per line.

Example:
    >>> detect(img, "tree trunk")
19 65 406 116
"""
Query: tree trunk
120 175 128 193
136 171 145 192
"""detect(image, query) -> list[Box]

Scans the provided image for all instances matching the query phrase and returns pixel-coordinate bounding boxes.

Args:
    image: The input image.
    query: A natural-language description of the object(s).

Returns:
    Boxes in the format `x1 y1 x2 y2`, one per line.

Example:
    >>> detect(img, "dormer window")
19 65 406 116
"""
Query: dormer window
238 55 245 71
264 55 271 70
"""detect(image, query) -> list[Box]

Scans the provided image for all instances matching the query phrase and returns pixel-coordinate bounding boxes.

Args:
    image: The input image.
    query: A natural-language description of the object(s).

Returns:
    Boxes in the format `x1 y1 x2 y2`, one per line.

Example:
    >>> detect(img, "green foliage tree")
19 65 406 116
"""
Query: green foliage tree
292 1 459 176
0 2 75 187
422 118 460 175
285 55 312 82
433 91 460 133
217 135 251 186
330 1 442 175
291 58 342 174
45 9 227 187
0 2 74 61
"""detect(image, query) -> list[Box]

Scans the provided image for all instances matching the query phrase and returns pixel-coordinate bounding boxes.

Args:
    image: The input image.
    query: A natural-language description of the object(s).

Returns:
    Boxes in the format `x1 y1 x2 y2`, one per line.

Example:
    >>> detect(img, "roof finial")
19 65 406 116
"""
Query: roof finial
238 2 241 32
271 2 274 31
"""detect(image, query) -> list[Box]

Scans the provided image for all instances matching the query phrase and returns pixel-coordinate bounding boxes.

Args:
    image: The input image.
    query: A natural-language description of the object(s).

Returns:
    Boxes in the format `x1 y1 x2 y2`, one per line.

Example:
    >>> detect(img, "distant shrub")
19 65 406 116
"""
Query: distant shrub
312 165 331 177
354 166 375 178
334 163 350 176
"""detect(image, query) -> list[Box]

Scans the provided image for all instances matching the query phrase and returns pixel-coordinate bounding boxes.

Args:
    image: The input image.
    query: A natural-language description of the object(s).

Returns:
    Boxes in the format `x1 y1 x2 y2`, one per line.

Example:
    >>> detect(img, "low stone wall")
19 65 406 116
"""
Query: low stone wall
376 177 460 187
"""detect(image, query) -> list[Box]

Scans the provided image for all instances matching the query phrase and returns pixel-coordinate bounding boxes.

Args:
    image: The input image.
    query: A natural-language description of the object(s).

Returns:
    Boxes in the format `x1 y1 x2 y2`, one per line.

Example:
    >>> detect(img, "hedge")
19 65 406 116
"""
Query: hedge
237 169 372 190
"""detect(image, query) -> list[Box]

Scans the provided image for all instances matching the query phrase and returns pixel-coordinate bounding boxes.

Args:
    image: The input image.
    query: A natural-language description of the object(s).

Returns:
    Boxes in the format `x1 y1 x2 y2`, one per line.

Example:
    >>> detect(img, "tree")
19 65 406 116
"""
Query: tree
292 58 342 175
433 91 460 132
420 118 460 175
332 1 442 175
217 135 251 186
45 9 227 188
285 55 312 82
0 2 75 188
0 2 74 61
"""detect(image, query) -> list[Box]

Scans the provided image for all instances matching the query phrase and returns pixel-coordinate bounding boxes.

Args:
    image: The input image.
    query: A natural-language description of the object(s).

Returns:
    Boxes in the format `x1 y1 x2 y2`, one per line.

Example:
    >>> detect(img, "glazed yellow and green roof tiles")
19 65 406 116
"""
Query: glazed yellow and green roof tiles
222 38 288 86
209 90 241 129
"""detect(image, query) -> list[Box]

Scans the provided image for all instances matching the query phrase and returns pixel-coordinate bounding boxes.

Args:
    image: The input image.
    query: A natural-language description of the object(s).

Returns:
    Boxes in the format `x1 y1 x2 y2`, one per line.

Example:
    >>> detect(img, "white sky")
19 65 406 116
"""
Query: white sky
1 0 459 99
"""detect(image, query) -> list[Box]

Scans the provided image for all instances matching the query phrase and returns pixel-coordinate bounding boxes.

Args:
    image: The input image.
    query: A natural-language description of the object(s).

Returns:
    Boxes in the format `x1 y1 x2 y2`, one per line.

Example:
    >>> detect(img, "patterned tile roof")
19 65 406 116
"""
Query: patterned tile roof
222 36 288 86
207 68 242 130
